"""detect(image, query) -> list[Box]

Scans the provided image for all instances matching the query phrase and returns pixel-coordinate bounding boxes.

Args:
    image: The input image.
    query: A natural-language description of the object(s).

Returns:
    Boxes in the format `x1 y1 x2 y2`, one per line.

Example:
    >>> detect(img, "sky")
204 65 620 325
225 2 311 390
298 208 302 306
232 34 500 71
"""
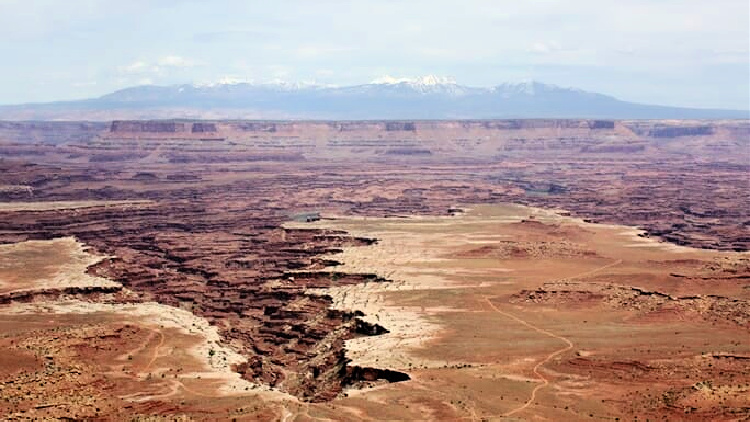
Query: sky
0 0 748 109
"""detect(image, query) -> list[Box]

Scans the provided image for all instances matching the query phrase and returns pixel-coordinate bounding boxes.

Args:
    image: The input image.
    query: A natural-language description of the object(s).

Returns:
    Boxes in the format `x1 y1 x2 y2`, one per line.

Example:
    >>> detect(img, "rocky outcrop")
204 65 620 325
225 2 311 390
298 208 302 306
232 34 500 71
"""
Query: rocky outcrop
512 281 750 328
590 120 616 129
385 148 432 155
0 285 123 305
236 122 281 132
89 152 151 163
623 122 718 138
191 122 217 133
344 366 410 384
166 152 304 163
649 126 713 138
580 144 645 153
385 122 417 132
110 121 187 133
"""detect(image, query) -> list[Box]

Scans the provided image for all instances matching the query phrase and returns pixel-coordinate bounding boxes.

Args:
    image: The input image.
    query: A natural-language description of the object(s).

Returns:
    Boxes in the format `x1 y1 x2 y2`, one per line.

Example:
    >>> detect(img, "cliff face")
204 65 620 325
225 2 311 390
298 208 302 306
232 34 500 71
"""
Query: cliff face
0 122 106 131
191 122 217 133
591 120 616 129
648 126 714 138
110 121 187 133
229 119 616 133
0 121 106 144
99 119 741 140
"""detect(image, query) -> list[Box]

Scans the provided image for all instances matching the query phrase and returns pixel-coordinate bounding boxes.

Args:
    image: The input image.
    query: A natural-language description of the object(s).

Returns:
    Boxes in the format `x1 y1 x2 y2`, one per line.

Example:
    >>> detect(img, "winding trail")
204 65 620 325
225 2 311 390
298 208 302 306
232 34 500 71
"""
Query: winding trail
486 259 622 418
560 259 623 283
484 297 573 418
142 329 165 373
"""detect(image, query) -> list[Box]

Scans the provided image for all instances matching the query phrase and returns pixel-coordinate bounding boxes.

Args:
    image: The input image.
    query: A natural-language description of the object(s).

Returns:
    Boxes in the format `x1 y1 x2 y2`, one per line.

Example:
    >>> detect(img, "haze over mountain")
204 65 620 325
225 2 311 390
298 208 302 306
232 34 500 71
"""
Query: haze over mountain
1 77 747 121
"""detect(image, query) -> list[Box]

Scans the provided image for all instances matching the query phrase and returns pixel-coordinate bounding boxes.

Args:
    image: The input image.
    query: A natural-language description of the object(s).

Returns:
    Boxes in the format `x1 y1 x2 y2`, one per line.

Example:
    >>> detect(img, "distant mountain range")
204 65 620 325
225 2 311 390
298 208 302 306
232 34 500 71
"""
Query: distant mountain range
1 77 747 120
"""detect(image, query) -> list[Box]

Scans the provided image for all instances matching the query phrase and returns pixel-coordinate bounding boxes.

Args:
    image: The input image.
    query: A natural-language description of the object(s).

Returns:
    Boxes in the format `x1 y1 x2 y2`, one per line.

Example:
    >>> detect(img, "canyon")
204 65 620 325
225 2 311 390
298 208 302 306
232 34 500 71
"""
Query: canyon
0 119 748 420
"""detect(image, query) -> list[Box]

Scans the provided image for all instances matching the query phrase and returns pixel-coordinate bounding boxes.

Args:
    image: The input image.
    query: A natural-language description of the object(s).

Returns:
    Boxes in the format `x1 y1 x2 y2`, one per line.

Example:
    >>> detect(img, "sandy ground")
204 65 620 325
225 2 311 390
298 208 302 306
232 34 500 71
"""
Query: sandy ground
0 236 121 293
288 205 560 372
3 299 267 396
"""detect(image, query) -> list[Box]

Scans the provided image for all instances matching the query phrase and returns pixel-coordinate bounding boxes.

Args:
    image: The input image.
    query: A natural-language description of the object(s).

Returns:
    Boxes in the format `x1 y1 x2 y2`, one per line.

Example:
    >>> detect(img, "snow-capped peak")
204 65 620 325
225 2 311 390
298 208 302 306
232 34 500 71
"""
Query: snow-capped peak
193 76 253 88
492 80 544 95
491 80 581 97
371 74 457 86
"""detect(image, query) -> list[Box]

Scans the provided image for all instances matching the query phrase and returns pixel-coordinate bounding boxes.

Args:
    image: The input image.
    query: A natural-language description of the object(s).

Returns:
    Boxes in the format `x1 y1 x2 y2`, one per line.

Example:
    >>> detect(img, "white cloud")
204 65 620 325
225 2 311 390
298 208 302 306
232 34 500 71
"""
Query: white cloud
158 55 196 68
119 61 154 74
114 55 200 88
119 56 197 76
